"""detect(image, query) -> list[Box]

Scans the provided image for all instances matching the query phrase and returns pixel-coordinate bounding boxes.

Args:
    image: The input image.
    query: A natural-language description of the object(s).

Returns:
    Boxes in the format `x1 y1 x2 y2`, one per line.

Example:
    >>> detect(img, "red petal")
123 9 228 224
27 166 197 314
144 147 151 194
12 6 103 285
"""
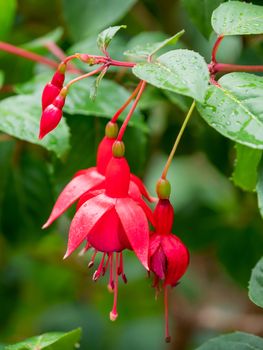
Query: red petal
130 174 156 202
39 104 63 139
51 71 65 88
115 198 149 269
41 83 60 110
87 207 130 252
162 234 189 287
42 168 103 228
64 193 115 258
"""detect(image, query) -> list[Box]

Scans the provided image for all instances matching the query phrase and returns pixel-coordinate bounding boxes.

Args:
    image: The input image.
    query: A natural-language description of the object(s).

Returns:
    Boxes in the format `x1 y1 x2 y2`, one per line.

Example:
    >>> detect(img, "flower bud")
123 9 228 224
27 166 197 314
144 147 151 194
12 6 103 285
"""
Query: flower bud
112 141 125 158
41 68 65 110
156 178 171 199
105 122 118 139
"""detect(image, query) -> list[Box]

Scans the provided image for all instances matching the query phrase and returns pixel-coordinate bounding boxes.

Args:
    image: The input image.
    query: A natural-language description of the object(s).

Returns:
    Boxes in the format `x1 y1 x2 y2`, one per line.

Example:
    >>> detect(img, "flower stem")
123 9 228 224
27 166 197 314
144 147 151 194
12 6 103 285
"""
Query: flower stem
65 65 106 89
214 63 263 73
111 81 143 123
0 41 58 68
211 35 224 63
117 81 146 141
161 101 196 179
109 58 136 68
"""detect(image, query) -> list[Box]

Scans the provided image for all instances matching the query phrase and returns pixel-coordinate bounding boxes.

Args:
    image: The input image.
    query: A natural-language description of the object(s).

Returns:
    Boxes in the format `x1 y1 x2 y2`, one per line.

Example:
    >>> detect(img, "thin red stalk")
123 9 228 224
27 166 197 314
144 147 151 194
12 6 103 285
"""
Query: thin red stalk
117 81 146 141
110 253 119 321
164 286 171 343
211 35 224 63
65 65 106 89
111 81 143 123
109 59 136 68
0 41 58 68
214 63 263 73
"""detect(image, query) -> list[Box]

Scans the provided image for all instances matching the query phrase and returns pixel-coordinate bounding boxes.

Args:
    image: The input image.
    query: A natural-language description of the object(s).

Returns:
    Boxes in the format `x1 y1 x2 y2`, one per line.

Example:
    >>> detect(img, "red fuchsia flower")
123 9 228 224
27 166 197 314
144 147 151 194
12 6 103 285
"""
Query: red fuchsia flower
42 121 154 229
39 87 67 140
41 63 66 110
149 179 189 342
43 140 154 321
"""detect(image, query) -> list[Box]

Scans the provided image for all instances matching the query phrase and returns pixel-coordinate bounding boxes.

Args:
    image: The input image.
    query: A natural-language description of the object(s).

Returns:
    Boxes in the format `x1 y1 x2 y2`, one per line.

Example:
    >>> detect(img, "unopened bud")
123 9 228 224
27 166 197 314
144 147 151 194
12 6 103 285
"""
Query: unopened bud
156 178 171 199
105 122 118 139
112 141 125 158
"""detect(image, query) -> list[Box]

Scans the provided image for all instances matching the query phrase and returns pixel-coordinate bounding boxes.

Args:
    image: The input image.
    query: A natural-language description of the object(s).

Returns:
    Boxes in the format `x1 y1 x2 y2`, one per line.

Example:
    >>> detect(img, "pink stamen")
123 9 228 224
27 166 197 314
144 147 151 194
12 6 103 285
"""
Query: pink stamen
103 254 110 276
118 253 127 283
88 250 98 268
164 286 171 343
107 254 114 292
78 241 91 256
93 253 106 281
110 253 119 321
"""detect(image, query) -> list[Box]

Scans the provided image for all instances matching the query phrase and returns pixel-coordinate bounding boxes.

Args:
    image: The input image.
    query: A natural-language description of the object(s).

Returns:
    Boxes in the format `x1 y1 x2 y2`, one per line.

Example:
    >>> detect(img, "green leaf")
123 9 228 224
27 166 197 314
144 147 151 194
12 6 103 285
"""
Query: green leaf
133 49 209 102
232 144 262 192
212 1 263 36
62 0 136 41
0 0 16 40
197 73 263 149
0 71 4 88
97 25 126 53
249 257 263 308
195 332 263 350
257 158 263 218
0 95 70 158
5 328 82 350
124 30 184 59
181 0 224 39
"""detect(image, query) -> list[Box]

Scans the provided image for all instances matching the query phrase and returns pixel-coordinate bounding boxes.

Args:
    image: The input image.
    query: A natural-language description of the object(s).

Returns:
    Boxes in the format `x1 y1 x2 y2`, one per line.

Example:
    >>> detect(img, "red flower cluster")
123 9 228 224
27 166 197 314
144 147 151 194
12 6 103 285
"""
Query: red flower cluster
39 60 189 341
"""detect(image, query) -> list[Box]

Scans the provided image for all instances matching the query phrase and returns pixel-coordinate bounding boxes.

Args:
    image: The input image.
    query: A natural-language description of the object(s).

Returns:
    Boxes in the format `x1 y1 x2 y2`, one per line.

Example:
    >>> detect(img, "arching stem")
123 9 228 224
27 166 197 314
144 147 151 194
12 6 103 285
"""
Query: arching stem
161 101 196 179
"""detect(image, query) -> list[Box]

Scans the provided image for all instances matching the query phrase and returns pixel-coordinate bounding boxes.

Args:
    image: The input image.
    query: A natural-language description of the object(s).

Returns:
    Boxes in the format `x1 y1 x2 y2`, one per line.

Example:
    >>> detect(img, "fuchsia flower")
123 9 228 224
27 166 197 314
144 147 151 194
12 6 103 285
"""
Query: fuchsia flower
39 87 67 140
149 179 189 342
43 138 154 320
41 65 65 110
43 122 154 228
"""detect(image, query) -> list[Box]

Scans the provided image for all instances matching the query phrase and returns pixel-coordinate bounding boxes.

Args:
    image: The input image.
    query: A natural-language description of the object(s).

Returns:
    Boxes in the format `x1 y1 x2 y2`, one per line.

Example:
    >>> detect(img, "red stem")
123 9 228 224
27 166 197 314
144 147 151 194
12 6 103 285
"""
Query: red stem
65 65 106 89
117 81 146 141
0 41 58 68
111 81 143 123
211 35 224 63
214 63 263 73
109 58 136 68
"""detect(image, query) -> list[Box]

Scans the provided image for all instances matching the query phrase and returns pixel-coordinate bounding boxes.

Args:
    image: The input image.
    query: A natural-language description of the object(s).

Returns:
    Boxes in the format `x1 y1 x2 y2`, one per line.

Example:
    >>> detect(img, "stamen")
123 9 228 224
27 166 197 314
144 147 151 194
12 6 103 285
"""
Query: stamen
93 253 106 281
118 252 127 284
107 254 114 292
103 253 110 276
79 241 91 256
164 285 171 343
88 250 97 268
110 253 119 321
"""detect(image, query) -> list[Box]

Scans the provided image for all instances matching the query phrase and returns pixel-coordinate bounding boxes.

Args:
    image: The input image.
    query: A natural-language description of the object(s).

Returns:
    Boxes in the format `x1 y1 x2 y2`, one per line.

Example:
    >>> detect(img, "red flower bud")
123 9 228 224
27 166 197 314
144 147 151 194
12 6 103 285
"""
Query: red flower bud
39 92 66 140
41 70 65 110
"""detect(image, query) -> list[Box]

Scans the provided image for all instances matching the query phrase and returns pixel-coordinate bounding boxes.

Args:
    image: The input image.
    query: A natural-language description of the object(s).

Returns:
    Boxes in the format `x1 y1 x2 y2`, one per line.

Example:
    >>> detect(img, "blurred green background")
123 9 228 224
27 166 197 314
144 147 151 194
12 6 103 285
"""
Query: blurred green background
0 0 262 349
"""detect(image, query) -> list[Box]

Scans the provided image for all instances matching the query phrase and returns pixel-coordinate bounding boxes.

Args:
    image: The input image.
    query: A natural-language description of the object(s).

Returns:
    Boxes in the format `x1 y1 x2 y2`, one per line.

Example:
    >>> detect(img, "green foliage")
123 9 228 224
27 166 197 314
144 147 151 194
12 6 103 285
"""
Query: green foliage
133 49 209 102
62 0 137 40
5 328 82 350
0 71 3 88
124 30 184 59
232 144 262 192
249 257 263 308
257 158 263 218
0 95 70 158
181 0 224 39
195 332 263 349
97 25 126 53
197 73 263 149
0 0 16 40
212 1 263 35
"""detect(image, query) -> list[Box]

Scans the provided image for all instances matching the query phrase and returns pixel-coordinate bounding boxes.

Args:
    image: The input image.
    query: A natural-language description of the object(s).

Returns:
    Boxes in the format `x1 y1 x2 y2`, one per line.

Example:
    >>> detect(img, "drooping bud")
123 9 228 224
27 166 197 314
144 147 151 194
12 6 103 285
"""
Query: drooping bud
39 88 67 139
41 63 66 110
156 178 171 199
154 199 174 235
